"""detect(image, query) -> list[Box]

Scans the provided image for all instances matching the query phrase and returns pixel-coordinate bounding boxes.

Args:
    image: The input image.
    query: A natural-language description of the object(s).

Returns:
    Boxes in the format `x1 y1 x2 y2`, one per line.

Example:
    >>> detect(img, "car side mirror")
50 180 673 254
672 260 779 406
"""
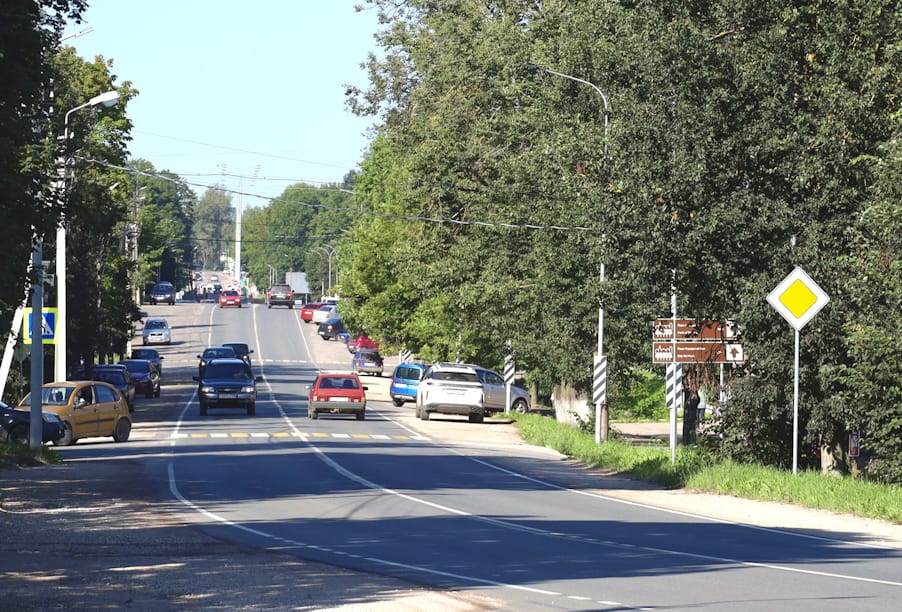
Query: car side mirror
196 355 202 359
363 386 369 391
249 349 255 354
254 375 263 382
159 356 164 360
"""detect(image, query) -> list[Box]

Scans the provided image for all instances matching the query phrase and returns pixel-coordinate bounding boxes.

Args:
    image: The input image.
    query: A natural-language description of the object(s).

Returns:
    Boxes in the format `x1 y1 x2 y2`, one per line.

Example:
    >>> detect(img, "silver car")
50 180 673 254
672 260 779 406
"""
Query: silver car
142 317 171 345
465 364 531 414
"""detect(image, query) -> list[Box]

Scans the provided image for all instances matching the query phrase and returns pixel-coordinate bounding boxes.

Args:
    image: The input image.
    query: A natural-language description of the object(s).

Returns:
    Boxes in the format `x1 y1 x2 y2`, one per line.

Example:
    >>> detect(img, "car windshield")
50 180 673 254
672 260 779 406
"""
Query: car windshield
358 351 380 360
204 348 236 359
319 377 359 390
121 361 149 374
204 362 251 380
131 349 156 359
146 320 167 329
396 366 424 380
37 386 74 405
96 372 125 385
432 371 479 382
223 343 249 355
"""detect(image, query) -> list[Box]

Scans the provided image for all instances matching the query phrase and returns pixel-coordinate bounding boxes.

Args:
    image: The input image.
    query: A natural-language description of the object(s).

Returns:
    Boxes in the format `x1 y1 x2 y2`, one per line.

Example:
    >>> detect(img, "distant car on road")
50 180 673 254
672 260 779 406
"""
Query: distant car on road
352 349 384 376
389 362 427 407
306 373 367 420
300 302 323 323
194 358 261 416
197 346 237 378
141 317 171 345
221 342 253 367
266 283 294 308
312 304 337 324
218 289 242 308
149 282 175 305
129 347 163 377
415 363 485 423
347 334 379 354
119 359 161 398
317 317 345 340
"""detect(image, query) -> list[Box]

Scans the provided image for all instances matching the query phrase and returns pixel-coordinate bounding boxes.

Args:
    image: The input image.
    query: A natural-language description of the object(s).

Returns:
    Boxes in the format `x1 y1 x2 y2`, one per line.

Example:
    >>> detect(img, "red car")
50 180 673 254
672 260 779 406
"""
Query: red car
347 334 380 354
219 289 242 308
300 302 323 323
306 373 367 420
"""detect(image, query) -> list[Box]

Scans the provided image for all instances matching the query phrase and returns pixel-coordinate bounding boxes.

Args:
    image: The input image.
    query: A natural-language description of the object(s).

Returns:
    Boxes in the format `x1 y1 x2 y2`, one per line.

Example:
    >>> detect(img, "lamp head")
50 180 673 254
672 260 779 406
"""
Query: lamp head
90 90 120 108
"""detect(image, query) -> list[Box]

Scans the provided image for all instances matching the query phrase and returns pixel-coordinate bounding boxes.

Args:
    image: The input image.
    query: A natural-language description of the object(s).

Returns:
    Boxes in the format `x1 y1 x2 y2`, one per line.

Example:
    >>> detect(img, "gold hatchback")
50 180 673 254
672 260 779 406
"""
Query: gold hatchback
18 381 132 446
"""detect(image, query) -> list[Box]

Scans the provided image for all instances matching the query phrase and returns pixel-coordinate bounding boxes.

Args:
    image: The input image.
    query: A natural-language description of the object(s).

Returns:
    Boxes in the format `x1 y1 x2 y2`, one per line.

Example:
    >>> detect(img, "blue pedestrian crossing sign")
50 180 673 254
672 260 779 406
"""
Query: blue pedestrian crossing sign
23 307 57 345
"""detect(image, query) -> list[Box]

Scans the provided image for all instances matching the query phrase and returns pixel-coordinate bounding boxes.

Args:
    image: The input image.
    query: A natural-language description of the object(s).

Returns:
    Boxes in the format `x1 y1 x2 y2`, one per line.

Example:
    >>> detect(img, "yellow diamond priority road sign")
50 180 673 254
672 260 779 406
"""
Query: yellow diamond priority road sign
767 267 829 331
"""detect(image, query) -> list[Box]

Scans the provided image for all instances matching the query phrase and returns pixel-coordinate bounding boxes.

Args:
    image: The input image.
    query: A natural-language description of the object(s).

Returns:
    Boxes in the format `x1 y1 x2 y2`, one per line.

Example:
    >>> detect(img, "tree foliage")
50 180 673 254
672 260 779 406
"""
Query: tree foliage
341 0 900 480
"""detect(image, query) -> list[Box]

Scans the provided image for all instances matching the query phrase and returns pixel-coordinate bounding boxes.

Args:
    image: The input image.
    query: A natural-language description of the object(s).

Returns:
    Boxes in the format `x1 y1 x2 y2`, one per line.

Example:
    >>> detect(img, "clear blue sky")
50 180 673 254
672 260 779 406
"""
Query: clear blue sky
67 1 381 205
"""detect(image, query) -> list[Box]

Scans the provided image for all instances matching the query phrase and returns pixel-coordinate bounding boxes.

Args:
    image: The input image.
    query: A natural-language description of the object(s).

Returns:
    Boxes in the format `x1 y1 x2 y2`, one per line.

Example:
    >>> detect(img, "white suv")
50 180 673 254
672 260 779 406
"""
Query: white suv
415 363 485 423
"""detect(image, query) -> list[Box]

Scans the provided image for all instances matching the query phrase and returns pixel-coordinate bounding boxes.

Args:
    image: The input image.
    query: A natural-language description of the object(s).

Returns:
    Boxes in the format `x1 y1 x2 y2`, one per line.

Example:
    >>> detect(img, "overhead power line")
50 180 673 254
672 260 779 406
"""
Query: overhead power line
79 157 598 233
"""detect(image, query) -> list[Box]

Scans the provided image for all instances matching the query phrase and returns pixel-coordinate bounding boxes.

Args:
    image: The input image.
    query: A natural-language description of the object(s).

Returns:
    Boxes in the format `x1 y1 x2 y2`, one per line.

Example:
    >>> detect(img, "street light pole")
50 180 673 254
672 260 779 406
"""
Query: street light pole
535 65 612 440
54 90 120 381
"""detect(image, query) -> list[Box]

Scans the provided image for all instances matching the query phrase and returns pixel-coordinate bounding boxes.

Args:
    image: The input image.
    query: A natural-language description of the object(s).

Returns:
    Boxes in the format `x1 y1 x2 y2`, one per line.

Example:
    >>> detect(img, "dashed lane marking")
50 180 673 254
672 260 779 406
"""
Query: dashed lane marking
162 431 430 442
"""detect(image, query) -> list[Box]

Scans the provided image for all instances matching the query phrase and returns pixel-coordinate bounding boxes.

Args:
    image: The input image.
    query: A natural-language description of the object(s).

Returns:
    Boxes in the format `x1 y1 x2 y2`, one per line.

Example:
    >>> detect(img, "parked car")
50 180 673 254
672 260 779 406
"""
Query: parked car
266 283 294 308
129 347 163 377
17 381 132 446
0 401 66 445
306 373 367 420
463 364 531 414
352 349 384 376
193 358 261 416
312 304 338 324
221 342 253 367
197 346 237 378
148 281 175 305
118 359 161 398
141 317 171 345
347 334 380 354
317 317 346 340
299 302 323 323
415 363 485 423
73 364 136 413
218 289 242 308
389 362 428 407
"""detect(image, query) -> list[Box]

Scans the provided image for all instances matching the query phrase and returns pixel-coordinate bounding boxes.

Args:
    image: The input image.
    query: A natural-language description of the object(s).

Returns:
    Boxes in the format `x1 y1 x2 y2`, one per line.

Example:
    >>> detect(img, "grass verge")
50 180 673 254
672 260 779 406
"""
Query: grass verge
512 413 902 524
0 443 61 470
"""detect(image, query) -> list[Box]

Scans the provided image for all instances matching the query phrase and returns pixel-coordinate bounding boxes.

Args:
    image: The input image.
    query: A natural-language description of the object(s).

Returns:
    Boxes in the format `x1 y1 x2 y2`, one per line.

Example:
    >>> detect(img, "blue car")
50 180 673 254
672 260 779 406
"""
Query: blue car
389 362 427 407
0 401 66 444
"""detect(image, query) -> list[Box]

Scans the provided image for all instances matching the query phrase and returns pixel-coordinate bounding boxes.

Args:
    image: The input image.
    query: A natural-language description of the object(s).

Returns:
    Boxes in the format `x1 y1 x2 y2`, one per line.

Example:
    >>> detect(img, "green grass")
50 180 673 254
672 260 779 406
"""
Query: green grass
0 442 61 469
512 413 902 524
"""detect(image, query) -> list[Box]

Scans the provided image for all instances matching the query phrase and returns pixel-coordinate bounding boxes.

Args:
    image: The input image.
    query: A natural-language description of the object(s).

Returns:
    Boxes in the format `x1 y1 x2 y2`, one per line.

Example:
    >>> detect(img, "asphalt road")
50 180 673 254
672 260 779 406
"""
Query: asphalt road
2 298 901 610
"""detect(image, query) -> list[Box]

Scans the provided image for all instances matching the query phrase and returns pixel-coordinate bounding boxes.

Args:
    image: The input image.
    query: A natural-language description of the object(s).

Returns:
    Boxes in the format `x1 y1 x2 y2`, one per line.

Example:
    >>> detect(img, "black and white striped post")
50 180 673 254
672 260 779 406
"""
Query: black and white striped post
593 354 607 443
399 349 412 363
503 352 515 414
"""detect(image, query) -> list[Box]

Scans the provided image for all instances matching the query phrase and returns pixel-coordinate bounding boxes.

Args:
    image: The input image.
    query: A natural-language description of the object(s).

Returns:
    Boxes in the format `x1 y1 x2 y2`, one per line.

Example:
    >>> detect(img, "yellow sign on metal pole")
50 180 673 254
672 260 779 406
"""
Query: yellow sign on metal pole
767 267 830 474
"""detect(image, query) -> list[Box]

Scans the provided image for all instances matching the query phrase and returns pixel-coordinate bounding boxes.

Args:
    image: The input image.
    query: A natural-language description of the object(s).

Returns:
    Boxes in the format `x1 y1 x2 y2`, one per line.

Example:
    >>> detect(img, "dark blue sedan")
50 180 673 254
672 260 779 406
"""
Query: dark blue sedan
0 401 66 444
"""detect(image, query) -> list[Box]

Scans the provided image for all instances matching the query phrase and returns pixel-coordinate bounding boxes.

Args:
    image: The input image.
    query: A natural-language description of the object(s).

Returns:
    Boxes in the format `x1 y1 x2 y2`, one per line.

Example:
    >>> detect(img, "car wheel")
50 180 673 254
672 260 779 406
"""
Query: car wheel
247 403 255 416
309 410 318 420
112 418 131 442
200 402 208 416
7 423 29 445
154 386 161 398
469 411 485 424
392 397 404 407
420 407 430 421
267 303 272 309
376 372 382 377
54 422 75 446
288 304 293 309
512 399 528 414
356 411 365 421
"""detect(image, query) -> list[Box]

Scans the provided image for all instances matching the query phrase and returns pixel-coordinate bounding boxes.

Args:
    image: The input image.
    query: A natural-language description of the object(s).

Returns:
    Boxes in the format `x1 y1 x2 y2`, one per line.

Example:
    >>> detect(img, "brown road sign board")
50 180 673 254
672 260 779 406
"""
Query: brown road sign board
653 341 746 364
652 319 738 340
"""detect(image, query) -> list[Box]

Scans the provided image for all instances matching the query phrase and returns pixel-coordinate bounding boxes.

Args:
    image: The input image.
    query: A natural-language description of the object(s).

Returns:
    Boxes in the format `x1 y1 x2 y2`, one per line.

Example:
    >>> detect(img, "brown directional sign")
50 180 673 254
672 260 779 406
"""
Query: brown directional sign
652 319 738 340
653 341 746 364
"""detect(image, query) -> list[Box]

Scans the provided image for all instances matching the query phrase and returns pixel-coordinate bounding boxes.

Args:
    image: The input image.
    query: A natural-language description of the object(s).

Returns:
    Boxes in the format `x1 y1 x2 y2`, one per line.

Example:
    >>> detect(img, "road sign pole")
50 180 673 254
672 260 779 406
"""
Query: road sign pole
793 329 800 474
29 239 44 450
